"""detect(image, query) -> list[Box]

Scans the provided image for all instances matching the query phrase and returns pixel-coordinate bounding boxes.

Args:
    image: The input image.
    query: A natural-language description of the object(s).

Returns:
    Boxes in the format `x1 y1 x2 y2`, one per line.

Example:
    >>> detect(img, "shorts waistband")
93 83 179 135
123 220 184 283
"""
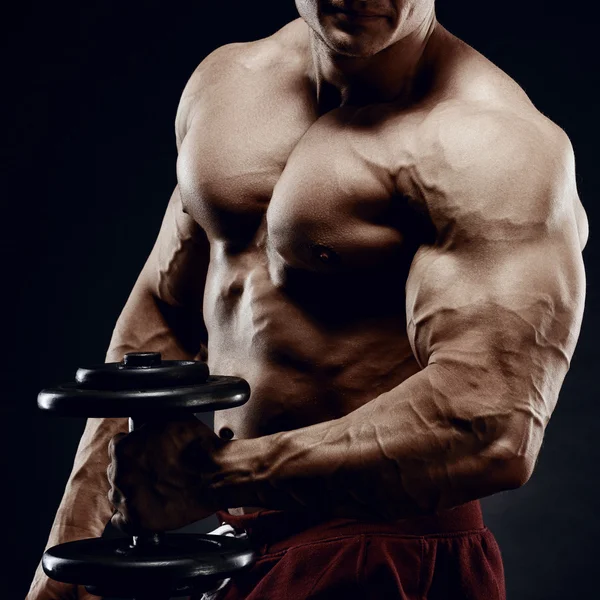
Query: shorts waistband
216 500 485 553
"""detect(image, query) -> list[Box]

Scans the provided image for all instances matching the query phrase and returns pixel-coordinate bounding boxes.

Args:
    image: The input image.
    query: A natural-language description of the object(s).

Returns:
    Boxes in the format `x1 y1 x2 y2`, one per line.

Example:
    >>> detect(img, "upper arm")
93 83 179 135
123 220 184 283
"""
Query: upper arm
139 185 210 308
405 110 586 477
110 49 242 359
139 45 244 301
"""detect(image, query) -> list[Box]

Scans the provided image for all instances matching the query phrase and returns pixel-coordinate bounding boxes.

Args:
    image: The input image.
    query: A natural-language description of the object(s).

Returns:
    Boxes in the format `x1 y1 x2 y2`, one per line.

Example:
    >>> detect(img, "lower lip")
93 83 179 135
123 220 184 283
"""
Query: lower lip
335 11 385 21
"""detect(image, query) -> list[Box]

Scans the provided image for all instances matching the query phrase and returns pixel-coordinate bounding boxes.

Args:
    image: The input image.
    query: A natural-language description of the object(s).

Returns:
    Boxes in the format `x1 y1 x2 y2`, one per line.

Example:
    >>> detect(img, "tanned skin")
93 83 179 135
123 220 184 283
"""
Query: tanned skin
28 1 588 598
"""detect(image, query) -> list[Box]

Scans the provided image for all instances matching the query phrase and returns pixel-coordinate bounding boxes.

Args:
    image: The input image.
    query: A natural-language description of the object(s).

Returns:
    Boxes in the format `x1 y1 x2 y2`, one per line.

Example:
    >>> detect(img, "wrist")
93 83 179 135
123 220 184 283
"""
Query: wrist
208 433 282 509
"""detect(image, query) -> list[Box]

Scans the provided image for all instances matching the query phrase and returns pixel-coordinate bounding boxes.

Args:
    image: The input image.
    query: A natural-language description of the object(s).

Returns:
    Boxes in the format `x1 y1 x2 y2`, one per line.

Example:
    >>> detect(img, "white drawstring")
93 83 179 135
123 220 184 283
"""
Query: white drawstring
208 522 237 537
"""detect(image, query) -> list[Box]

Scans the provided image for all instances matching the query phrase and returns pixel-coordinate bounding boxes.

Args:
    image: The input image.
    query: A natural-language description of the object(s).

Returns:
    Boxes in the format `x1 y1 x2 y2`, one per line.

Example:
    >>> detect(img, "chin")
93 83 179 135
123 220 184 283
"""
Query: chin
322 31 391 57
319 16 396 57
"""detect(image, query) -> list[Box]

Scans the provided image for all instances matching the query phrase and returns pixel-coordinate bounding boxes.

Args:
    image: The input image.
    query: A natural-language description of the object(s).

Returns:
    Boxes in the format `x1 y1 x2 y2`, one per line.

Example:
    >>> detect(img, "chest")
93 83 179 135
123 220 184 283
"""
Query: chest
176 99 425 270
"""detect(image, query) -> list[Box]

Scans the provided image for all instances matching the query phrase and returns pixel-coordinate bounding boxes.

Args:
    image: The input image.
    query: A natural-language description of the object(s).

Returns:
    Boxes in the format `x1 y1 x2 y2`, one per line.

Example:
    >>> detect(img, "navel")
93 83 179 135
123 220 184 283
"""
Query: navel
219 427 235 440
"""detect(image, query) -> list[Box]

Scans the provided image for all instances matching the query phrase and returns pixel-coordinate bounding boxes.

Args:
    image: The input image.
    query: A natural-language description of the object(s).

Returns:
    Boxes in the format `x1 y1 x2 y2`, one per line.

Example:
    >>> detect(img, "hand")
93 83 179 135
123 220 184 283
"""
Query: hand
26 561 97 600
107 418 224 533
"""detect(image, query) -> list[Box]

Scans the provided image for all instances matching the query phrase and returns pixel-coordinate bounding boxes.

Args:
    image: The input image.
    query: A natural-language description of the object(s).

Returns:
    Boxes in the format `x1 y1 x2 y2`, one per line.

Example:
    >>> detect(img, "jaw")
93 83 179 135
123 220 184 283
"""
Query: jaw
316 12 398 57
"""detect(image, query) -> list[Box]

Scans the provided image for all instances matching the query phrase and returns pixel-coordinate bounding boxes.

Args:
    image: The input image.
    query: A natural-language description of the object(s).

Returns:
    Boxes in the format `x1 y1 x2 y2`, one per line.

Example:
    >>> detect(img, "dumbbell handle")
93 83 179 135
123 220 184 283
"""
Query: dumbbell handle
126 417 165 551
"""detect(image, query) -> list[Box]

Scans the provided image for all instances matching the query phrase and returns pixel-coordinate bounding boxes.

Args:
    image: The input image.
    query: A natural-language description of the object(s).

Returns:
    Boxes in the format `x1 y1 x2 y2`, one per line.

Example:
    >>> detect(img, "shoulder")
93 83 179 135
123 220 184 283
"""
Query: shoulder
175 20 307 147
422 102 572 192
174 41 251 147
411 99 576 236
416 27 574 182
392 28 580 238
423 99 570 169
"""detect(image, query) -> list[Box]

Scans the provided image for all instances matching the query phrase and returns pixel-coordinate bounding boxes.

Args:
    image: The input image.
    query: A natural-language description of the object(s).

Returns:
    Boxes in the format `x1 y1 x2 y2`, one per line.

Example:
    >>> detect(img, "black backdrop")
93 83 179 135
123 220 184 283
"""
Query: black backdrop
3 1 598 598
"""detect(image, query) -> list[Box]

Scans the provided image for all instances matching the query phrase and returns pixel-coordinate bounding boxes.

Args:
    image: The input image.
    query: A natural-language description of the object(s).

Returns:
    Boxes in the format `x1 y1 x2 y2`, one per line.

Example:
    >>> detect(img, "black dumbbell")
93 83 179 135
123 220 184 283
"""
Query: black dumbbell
38 352 255 600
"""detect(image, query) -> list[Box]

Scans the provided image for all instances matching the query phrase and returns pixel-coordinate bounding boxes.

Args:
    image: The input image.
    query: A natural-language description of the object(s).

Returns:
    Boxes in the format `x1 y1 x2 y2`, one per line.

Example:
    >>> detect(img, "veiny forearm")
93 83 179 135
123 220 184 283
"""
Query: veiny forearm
44 417 127 546
211 365 529 520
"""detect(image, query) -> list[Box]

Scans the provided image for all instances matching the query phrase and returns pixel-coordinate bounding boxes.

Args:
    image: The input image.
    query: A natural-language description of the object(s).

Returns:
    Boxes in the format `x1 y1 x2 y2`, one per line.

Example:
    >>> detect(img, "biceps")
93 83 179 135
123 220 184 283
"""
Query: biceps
405 233 585 419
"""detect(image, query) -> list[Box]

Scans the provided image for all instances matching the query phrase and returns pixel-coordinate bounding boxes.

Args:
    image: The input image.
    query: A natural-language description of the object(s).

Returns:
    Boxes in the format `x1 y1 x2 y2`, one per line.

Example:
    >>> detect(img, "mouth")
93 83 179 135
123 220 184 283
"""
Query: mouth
326 6 388 20
332 9 386 20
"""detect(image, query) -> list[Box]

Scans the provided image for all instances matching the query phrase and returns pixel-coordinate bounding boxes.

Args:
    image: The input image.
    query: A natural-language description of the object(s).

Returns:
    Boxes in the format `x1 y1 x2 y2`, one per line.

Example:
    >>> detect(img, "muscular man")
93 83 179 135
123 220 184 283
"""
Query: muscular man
28 1 588 598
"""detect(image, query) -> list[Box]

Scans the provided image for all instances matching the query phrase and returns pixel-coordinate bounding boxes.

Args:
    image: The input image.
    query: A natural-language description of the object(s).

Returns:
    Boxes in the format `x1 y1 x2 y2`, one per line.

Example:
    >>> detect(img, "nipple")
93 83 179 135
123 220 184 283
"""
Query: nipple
219 427 235 441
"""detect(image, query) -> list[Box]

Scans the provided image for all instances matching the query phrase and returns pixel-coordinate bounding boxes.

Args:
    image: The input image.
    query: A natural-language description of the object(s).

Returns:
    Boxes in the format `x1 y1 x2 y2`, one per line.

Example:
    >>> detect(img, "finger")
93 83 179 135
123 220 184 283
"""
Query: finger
111 507 142 535
106 459 115 485
108 432 127 459
110 492 145 534
107 484 123 508
110 509 128 533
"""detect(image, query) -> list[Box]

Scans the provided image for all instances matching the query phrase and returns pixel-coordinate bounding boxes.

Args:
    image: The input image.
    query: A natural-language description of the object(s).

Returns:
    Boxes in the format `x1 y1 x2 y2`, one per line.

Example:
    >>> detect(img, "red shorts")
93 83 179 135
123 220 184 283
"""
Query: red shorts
209 500 505 599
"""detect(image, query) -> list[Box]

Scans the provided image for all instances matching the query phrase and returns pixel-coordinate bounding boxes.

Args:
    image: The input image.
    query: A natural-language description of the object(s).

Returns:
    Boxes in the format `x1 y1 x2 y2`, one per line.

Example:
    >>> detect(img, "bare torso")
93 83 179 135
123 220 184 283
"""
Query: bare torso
29 17 590 600
175 19 587 512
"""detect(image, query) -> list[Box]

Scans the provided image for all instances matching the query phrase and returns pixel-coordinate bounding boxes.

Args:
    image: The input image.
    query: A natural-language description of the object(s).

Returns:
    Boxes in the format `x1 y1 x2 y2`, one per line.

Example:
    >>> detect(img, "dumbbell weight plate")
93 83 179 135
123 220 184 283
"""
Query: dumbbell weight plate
38 376 251 417
76 358 210 390
43 533 255 597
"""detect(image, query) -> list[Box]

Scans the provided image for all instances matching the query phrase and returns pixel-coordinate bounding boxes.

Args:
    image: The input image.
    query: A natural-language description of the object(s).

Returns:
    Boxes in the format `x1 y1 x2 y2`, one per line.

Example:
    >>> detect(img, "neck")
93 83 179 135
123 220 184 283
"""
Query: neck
307 11 439 114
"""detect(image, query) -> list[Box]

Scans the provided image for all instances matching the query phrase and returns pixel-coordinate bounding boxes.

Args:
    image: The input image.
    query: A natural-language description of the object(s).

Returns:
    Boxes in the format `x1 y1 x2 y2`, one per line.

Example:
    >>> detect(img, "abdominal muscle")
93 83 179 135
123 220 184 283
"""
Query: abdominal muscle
204 247 421 513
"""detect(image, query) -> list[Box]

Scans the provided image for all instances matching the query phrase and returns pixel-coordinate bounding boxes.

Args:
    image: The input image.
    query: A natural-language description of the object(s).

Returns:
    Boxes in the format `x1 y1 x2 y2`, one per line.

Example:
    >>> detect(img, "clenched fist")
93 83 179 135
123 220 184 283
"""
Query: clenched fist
107 418 225 533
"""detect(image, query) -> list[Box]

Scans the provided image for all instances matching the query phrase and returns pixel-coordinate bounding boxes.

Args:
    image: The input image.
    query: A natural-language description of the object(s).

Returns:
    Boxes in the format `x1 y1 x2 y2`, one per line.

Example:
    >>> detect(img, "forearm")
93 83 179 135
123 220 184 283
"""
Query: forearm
45 417 126 545
211 365 530 520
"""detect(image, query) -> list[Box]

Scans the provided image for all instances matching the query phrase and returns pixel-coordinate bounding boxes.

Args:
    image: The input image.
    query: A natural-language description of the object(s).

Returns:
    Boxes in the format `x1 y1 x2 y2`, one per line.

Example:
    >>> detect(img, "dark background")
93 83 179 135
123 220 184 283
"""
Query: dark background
3 1 598 598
